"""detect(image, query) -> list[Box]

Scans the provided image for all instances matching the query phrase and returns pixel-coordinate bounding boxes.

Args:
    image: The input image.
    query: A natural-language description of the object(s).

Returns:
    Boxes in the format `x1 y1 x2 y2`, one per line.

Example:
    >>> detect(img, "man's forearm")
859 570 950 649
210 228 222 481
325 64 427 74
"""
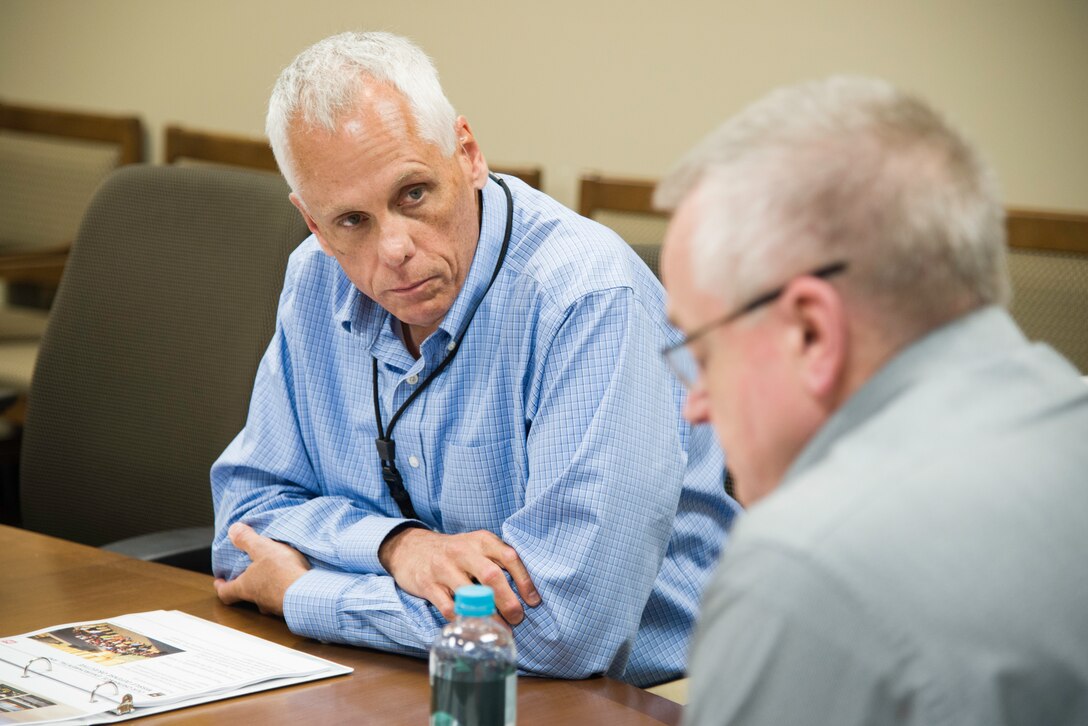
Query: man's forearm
213 485 414 577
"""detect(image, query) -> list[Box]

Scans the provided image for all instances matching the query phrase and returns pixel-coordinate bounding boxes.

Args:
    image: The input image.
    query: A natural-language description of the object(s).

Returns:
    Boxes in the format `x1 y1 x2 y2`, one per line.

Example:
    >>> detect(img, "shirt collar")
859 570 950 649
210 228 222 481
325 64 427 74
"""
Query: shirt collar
332 176 509 358
784 306 1027 485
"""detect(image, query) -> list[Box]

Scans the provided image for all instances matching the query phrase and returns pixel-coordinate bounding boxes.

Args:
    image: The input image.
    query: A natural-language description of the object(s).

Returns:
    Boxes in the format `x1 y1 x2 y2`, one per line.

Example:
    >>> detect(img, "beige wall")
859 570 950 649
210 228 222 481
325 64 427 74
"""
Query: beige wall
1 0 1086 211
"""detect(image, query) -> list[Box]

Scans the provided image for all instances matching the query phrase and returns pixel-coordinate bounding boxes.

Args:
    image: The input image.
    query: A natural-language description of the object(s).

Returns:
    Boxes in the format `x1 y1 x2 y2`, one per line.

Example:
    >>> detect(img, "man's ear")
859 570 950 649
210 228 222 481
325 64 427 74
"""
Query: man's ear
453 116 489 190
782 278 847 401
290 192 335 258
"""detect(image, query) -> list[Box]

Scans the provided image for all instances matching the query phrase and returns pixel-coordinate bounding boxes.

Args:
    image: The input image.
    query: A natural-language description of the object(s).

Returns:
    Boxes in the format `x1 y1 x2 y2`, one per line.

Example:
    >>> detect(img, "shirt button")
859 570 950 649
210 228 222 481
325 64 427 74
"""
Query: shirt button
446 341 457 352
407 374 419 385
408 455 421 468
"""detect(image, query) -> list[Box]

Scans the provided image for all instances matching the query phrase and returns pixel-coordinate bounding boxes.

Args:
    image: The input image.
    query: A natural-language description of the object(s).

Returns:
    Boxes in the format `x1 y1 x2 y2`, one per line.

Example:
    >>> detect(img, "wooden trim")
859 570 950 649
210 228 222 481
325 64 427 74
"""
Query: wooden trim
0 100 143 164
1006 207 1088 255
491 165 542 190
576 173 1088 257
0 247 68 286
164 125 280 172
578 174 665 218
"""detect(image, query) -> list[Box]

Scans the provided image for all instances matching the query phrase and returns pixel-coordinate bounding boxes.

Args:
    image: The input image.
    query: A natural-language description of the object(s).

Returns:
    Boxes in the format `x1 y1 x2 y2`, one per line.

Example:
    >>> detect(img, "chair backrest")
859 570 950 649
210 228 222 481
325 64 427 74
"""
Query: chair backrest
19 165 309 546
1005 207 1088 373
0 102 143 249
165 124 280 172
578 174 667 277
0 101 142 165
491 165 542 190
0 101 143 306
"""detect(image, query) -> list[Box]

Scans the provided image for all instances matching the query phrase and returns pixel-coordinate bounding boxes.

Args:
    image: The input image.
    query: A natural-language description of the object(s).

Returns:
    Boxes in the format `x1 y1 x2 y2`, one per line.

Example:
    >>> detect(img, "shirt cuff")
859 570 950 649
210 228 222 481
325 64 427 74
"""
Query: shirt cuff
283 568 360 643
337 515 429 575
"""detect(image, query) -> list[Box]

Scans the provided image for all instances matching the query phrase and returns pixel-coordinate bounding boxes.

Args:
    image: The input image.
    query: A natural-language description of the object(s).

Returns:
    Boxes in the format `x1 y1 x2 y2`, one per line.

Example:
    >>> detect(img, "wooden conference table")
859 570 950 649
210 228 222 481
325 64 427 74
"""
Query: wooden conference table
1 525 681 724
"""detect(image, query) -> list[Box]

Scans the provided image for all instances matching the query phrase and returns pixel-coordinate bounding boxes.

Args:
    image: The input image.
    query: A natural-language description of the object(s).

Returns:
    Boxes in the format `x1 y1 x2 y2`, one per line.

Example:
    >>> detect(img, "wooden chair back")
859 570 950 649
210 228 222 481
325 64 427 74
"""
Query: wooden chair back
1005 208 1088 373
578 174 667 277
164 124 279 172
0 101 142 164
0 100 143 306
491 165 542 190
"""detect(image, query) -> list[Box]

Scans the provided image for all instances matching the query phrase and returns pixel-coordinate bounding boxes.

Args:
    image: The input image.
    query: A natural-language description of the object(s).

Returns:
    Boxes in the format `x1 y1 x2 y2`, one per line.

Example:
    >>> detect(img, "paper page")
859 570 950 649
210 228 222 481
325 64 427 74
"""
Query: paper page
0 611 349 710
0 658 113 725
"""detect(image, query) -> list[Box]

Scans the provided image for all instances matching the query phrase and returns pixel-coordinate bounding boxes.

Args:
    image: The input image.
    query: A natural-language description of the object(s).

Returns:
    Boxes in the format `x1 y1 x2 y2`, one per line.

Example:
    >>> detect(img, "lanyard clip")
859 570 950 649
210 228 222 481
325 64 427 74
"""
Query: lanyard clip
375 436 396 463
375 437 417 519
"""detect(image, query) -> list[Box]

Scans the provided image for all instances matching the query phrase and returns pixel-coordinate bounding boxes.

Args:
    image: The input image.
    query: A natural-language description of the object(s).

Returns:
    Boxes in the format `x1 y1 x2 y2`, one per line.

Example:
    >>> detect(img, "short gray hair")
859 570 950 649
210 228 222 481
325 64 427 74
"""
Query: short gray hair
656 76 1010 325
266 31 458 190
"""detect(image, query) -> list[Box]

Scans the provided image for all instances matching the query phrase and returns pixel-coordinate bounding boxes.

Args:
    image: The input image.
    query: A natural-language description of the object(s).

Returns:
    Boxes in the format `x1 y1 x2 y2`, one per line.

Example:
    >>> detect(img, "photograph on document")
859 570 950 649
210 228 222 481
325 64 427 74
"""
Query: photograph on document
0 673 103 724
29 623 183 666
0 661 122 722
0 682 56 712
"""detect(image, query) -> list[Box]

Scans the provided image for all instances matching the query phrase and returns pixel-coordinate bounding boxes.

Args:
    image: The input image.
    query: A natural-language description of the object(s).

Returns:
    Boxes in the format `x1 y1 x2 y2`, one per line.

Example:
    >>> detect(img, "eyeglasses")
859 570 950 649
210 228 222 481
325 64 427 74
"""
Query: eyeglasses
662 261 848 389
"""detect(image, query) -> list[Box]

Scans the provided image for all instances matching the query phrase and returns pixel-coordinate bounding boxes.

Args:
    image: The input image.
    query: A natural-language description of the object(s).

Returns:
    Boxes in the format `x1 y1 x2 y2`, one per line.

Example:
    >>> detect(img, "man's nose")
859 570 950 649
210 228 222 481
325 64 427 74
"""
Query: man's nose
376 217 415 267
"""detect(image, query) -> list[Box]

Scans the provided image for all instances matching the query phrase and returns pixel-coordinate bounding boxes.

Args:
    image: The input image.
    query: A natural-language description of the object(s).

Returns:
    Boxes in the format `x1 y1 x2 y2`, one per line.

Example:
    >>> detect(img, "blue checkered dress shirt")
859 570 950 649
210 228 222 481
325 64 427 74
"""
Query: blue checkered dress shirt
211 175 740 686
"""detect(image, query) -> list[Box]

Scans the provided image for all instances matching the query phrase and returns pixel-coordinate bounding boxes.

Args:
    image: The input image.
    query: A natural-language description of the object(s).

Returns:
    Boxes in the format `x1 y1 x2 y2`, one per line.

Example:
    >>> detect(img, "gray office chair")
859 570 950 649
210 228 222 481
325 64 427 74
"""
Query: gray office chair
18 165 308 571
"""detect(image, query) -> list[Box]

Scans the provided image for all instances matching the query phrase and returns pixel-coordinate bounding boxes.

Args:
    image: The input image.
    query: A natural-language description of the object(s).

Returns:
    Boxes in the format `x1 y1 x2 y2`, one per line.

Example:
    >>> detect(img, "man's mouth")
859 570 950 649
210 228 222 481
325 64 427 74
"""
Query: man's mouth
390 277 434 295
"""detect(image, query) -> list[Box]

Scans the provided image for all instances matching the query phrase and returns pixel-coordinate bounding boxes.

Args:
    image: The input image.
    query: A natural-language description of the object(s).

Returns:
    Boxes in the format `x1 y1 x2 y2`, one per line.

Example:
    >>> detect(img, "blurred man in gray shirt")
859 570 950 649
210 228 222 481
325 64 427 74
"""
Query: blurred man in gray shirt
656 76 1088 725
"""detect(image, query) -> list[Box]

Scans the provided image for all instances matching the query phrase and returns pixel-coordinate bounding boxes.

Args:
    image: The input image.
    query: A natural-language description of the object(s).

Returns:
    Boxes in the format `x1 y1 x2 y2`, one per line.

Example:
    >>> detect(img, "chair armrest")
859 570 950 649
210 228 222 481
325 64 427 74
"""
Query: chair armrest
102 525 213 574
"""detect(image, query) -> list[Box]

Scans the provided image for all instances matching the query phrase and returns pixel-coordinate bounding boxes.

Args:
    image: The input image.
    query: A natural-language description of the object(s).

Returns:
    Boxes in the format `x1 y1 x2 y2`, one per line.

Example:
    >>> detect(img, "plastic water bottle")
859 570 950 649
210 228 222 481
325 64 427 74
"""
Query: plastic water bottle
430 584 517 726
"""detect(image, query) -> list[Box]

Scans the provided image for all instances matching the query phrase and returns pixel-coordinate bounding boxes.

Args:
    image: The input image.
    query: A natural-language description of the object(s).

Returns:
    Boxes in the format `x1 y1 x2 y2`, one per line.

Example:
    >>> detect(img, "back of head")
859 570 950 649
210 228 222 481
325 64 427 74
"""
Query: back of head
266 31 458 190
656 76 1010 344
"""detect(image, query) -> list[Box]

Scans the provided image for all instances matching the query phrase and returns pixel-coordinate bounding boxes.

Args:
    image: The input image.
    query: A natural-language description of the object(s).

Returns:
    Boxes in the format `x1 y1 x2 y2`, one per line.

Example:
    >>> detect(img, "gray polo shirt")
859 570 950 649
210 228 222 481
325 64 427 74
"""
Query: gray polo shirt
685 306 1088 725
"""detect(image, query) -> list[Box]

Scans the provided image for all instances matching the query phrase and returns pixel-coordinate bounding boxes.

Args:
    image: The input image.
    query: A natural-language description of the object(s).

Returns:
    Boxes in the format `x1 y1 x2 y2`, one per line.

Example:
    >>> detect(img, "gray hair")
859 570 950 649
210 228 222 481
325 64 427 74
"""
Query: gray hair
655 76 1010 326
266 31 458 190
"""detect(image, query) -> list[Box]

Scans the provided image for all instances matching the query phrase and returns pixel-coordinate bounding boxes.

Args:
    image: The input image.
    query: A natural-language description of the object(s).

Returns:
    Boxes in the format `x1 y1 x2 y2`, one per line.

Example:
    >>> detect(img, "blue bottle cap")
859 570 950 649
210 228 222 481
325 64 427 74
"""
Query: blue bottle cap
454 585 496 617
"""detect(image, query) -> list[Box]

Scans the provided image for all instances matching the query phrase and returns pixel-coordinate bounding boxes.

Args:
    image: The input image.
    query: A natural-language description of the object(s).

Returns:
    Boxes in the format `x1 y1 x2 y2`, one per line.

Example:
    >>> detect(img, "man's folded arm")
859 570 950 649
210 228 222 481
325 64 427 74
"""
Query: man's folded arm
212 321 417 580
217 279 702 681
273 288 694 680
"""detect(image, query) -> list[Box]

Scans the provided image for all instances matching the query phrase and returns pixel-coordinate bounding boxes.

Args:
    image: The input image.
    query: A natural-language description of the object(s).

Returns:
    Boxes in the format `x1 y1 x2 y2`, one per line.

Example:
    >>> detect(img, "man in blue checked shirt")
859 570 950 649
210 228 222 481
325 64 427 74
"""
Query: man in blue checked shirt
211 31 741 687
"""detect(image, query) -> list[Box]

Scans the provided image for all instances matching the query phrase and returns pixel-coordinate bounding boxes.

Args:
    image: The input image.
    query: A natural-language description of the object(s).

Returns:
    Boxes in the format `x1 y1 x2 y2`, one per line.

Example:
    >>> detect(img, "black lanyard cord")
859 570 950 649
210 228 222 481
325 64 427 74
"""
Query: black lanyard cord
373 174 514 519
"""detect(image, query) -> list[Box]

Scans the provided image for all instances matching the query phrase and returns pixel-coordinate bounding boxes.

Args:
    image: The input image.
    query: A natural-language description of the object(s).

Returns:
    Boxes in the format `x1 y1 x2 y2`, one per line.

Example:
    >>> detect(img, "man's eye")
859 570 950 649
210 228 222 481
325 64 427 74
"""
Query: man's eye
340 213 364 228
404 186 425 203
